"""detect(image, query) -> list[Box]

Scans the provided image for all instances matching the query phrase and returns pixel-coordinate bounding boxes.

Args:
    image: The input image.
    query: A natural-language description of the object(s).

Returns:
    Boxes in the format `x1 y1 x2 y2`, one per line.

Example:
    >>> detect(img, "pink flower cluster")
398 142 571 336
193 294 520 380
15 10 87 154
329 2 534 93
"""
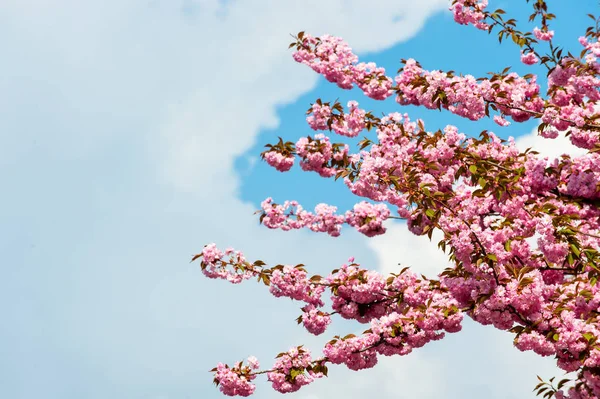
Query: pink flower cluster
270 265 325 306
395 59 543 123
292 34 393 100
352 62 393 100
543 53 600 148
267 347 323 393
260 198 344 236
306 100 368 137
199 244 255 284
321 266 463 369
533 27 554 41
323 333 380 371
579 35 600 65
306 102 332 131
263 151 294 172
295 134 337 177
520 51 539 66
344 201 391 237
332 101 367 137
493 114 511 126
213 358 260 397
326 261 387 322
300 304 331 335
288 13 600 151
291 30 599 151
259 197 391 238
449 0 490 30
292 34 358 90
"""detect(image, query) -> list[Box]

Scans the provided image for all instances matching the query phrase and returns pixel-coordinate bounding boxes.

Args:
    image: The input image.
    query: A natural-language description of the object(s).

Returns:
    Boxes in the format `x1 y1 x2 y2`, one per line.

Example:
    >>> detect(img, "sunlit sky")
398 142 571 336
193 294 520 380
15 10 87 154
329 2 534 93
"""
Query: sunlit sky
1 1 596 398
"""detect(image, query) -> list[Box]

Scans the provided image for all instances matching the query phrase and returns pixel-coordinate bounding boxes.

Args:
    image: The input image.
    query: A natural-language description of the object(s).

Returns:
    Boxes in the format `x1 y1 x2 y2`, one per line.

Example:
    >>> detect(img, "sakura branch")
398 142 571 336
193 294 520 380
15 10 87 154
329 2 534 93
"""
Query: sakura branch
196 1 600 397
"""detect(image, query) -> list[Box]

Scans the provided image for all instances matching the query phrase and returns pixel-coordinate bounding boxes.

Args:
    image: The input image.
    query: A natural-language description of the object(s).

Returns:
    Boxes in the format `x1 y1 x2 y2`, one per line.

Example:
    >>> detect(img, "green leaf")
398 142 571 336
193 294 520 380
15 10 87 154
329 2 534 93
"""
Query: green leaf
289 368 304 380
552 333 560 341
583 332 595 342
557 378 569 389
570 243 581 257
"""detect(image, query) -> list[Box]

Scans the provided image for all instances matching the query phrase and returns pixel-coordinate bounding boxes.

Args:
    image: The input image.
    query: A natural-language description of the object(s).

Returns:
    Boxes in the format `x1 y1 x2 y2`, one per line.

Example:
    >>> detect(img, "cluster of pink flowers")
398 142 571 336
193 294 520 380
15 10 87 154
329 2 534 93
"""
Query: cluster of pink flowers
520 51 539 66
579 35 600 65
262 151 294 172
326 260 388 322
394 59 543 123
295 134 337 177
212 357 260 397
269 265 325 306
259 197 391 238
322 265 463 370
344 201 391 237
291 27 600 153
292 34 358 90
323 333 380 370
292 33 393 100
299 304 331 335
332 101 367 137
544 60 600 149
352 62 393 100
261 138 296 172
199 244 255 284
259 198 344 236
306 102 332 130
449 0 489 30
267 347 323 393
306 100 368 137
533 27 554 41
493 114 511 126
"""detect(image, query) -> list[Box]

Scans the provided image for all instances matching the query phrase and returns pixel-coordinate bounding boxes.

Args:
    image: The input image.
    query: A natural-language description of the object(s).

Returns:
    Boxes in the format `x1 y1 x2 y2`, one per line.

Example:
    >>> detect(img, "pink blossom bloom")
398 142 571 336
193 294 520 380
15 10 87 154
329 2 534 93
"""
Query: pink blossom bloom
263 151 294 172
493 115 511 126
520 51 539 65
533 27 554 41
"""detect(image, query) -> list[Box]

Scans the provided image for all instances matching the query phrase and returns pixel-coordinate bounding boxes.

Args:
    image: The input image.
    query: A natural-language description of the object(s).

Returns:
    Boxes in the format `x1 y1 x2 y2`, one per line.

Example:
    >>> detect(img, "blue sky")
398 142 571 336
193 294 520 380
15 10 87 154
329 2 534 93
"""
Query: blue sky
0 1 595 398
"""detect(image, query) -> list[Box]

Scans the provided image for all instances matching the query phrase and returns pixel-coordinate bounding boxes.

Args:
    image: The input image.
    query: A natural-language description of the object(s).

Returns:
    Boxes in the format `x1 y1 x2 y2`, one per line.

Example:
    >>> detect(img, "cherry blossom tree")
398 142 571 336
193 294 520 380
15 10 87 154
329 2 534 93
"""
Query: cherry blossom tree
194 1 600 397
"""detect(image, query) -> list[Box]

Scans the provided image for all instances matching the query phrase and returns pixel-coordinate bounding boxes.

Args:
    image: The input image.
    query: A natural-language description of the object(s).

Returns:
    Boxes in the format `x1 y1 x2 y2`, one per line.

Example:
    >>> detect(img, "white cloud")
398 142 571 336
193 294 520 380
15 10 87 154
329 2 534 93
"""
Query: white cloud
0 1 453 399
154 0 451 192
0 0 450 189
370 222 449 277
514 126 587 159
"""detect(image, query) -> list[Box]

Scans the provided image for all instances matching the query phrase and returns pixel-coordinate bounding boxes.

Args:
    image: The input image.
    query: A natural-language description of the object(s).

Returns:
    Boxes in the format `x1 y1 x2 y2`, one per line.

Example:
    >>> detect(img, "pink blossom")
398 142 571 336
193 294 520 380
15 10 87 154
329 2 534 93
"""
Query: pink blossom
493 115 511 126
267 347 322 393
300 304 331 335
520 51 539 65
533 27 554 41
263 151 294 172
213 362 257 397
